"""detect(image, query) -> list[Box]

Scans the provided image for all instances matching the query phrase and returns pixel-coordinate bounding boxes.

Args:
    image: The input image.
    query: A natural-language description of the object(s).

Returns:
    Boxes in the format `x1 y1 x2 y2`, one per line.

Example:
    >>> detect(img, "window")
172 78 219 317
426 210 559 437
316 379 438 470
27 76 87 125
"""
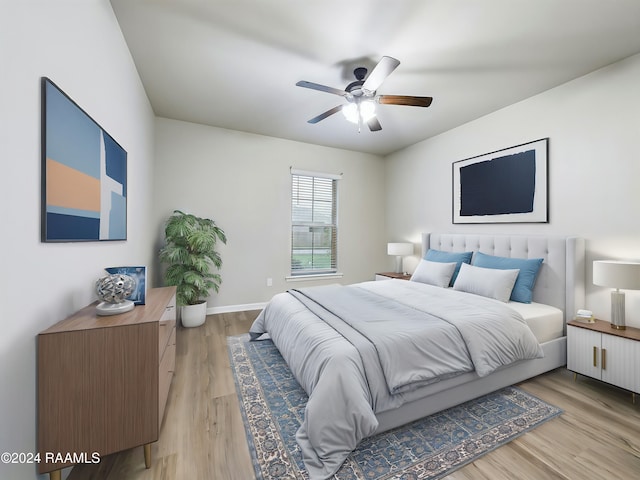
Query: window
290 169 341 276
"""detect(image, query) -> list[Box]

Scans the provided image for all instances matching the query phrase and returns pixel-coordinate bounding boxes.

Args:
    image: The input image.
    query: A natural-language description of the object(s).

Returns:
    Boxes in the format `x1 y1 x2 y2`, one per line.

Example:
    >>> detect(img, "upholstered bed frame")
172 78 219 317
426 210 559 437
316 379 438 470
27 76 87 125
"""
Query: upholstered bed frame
374 232 585 433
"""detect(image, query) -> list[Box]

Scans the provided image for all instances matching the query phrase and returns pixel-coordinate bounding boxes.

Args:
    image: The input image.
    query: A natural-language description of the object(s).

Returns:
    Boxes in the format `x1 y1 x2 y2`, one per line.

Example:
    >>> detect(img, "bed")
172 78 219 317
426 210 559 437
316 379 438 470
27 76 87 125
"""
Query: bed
249 232 585 480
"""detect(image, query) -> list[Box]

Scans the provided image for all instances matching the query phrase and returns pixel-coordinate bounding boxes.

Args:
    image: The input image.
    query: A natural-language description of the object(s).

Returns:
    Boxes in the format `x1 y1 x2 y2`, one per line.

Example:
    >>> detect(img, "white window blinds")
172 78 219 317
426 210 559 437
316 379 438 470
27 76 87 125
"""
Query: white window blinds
290 169 340 276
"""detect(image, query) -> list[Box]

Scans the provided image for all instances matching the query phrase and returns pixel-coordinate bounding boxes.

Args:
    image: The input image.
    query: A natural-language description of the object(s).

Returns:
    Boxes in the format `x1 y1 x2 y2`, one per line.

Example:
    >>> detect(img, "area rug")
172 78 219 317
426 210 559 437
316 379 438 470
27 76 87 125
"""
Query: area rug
228 334 562 480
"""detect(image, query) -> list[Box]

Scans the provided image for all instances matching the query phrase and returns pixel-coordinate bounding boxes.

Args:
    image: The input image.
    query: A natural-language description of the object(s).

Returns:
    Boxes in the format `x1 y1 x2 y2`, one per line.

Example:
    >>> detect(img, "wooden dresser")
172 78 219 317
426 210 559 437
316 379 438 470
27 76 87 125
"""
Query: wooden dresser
37 286 177 480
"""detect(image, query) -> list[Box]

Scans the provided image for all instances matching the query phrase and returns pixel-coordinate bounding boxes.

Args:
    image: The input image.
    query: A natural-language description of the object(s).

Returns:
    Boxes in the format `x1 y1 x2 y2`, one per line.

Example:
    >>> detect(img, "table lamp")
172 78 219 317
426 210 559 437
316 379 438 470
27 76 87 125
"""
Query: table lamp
387 242 413 274
593 260 640 330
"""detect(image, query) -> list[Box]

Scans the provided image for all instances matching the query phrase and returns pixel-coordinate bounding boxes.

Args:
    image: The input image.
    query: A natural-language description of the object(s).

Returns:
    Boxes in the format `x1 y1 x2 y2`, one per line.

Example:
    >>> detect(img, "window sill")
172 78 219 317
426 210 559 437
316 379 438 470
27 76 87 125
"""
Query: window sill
285 272 344 282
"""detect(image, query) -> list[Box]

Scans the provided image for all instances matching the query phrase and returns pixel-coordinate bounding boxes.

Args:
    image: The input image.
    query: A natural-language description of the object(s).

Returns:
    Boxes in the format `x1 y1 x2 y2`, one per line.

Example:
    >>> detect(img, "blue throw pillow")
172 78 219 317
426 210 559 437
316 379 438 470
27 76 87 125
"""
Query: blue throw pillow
472 251 544 303
424 249 473 286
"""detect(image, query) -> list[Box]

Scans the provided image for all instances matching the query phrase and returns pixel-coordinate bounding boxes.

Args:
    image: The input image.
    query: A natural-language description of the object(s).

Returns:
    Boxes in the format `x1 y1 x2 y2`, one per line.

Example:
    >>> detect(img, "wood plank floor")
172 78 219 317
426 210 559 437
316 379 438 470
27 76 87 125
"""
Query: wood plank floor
69 311 640 480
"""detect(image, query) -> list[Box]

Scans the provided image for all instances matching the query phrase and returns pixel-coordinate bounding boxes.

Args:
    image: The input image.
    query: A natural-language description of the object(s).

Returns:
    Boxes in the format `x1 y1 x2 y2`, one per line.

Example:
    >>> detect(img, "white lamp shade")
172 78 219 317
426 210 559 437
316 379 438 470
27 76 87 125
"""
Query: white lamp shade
387 242 413 256
593 260 640 290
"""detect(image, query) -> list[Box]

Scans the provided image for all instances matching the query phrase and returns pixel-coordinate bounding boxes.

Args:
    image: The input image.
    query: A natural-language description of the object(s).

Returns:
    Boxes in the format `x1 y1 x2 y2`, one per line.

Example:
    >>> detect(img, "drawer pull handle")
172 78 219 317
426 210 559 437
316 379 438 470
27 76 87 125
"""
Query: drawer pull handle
593 346 597 367
602 348 606 370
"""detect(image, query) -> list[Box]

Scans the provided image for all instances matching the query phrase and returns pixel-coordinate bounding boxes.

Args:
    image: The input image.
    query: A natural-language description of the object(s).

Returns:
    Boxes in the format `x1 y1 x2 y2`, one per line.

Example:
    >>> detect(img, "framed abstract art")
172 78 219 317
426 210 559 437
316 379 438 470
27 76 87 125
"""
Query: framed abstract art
452 138 548 224
41 77 127 242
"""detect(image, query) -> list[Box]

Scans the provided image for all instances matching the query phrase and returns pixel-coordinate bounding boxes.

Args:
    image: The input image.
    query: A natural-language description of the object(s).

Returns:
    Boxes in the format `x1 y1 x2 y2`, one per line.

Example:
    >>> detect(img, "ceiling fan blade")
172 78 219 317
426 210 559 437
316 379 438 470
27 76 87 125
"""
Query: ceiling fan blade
367 116 382 132
307 105 344 124
296 81 349 97
377 95 433 107
362 56 400 93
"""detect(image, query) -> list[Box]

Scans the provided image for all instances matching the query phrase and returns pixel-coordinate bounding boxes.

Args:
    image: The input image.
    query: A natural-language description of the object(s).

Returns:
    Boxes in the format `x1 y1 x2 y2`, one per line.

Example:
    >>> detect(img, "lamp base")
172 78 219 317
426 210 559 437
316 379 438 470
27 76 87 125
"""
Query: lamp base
394 256 404 274
96 300 135 316
610 290 626 330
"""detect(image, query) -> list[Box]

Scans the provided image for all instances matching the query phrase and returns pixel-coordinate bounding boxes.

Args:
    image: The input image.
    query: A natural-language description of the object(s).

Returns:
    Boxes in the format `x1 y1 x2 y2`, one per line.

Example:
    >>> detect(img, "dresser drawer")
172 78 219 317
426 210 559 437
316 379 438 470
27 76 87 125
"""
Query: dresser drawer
158 340 176 429
159 319 176 354
160 294 177 322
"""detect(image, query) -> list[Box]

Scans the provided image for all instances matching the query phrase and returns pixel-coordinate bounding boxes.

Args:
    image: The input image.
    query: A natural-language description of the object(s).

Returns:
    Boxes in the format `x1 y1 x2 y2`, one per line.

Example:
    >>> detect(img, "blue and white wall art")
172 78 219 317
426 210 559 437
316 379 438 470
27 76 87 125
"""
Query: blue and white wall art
41 77 127 242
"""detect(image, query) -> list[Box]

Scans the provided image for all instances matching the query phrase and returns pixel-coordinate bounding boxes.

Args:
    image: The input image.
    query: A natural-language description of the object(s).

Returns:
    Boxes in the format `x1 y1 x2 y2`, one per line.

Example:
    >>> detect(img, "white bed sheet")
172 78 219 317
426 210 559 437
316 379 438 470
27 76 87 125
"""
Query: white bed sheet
507 301 564 344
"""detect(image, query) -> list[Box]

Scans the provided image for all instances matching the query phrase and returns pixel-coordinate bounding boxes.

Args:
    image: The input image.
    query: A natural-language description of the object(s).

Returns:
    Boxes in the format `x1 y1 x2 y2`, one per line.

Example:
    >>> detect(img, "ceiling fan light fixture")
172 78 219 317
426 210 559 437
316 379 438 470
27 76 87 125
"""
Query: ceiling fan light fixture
342 101 376 124
342 103 359 124
360 100 376 122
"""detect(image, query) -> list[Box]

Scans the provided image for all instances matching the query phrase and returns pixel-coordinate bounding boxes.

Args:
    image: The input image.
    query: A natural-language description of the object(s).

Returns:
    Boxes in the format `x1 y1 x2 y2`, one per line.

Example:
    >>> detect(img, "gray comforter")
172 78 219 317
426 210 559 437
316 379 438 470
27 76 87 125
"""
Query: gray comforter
249 280 543 479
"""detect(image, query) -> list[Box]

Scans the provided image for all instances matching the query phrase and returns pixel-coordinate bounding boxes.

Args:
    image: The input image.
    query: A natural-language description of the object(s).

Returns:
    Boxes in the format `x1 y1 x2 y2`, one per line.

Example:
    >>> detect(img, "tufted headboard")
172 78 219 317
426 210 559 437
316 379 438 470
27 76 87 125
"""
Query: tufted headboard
421 233 585 323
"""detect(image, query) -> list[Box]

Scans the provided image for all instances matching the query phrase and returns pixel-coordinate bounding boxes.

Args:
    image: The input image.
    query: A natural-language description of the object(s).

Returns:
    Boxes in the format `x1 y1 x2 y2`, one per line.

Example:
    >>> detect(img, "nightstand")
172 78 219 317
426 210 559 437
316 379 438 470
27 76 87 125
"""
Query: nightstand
567 318 640 402
375 271 412 281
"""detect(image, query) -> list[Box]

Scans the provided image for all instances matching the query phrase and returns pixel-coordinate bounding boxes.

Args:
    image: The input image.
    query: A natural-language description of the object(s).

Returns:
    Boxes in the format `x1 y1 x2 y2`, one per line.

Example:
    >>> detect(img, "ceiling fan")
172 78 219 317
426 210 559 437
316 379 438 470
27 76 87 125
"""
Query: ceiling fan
296 56 433 132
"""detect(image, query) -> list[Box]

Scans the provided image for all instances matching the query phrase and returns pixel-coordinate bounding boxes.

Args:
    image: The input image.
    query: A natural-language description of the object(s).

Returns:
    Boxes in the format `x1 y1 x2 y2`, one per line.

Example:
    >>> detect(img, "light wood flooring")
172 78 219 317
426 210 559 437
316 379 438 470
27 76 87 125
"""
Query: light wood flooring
69 311 640 480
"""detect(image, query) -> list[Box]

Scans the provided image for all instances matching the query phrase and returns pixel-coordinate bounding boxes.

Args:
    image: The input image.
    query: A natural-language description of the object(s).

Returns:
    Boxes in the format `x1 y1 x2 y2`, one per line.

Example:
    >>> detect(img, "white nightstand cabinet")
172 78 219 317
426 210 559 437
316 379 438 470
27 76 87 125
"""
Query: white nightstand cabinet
567 320 640 400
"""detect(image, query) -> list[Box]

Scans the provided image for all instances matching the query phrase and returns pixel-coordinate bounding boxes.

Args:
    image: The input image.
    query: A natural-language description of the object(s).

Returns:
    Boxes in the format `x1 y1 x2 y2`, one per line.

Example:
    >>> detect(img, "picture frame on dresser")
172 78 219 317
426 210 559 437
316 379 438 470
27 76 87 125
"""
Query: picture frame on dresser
105 266 147 304
452 138 548 224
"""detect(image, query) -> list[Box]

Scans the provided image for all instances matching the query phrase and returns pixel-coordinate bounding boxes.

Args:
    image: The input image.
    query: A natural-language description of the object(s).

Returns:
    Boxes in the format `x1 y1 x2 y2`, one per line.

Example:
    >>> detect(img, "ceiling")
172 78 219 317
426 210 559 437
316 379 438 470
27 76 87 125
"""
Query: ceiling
110 0 640 156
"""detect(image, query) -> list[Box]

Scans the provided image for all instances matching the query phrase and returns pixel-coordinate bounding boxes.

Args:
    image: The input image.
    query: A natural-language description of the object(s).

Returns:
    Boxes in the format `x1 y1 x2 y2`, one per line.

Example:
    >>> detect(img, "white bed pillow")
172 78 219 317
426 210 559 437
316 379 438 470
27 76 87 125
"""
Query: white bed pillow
453 263 519 303
410 260 457 287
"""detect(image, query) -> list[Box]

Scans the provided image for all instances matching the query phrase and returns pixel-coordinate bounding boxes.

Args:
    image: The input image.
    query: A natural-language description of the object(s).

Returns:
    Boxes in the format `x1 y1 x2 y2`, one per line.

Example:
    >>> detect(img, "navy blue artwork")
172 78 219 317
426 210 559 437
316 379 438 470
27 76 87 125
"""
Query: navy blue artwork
459 150 536 216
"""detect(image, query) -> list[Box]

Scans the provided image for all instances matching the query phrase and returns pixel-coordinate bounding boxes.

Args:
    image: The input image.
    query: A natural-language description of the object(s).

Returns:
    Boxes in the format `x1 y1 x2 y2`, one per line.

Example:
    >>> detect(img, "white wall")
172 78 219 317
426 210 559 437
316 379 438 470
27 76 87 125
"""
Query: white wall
385 53 640 327
152 118 388 309
0 1 156 478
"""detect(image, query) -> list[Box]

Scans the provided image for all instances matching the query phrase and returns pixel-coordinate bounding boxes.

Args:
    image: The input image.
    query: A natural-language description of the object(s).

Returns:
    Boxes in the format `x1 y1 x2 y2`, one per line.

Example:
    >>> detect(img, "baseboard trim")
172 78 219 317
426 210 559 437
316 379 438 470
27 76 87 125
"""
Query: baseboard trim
207 302 267 315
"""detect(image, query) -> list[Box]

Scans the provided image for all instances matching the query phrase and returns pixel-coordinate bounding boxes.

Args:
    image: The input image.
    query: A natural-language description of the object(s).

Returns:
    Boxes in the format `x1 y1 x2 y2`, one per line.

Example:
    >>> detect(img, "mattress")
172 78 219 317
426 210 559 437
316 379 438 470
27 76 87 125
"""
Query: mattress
507 301 564 343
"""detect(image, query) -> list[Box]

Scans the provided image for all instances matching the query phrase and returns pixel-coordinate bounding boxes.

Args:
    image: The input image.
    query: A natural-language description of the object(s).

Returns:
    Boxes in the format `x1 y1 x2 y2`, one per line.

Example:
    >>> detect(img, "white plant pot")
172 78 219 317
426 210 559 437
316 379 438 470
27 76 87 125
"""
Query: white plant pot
181 301 207 328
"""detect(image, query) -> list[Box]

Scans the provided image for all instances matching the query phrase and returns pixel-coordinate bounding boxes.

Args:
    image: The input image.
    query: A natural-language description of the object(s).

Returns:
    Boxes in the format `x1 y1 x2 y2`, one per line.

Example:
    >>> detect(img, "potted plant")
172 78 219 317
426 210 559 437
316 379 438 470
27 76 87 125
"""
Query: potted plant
159 210 227 327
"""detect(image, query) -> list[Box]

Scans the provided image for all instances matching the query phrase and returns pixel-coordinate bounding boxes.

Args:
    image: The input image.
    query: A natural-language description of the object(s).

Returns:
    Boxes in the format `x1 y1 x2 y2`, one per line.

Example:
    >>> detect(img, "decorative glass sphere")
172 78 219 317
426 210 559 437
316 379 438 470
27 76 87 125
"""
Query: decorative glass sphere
96 274 136 304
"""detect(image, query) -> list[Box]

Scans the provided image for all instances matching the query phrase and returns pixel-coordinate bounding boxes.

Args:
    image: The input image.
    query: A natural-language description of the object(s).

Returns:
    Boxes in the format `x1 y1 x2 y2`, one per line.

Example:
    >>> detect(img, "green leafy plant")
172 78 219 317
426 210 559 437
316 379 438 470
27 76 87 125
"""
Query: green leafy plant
159 210 227 306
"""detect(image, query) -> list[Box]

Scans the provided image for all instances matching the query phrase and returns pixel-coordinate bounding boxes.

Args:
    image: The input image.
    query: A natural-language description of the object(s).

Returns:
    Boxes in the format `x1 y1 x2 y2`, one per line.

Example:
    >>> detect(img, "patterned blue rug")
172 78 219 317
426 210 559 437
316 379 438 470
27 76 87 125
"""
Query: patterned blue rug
228 334 562 480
